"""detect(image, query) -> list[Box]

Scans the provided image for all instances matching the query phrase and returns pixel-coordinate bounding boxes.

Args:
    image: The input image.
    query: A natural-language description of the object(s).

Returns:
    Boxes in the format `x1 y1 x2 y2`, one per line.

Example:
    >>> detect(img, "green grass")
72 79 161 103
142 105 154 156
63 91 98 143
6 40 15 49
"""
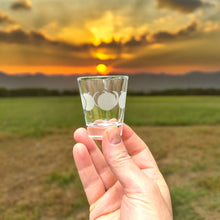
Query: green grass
46 171 76 188
126 96 220 125
0 97 83 137
171 186 205 220
0 96 220 137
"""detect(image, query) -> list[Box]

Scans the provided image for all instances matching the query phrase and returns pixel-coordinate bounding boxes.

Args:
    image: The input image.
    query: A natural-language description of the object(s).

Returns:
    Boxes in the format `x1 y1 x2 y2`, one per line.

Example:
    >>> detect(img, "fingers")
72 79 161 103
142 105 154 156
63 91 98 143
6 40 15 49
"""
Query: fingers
74 128 117 190
122 124 159 170
90 182 123 220
73 143 105 204
102 126 149 194
122 124 172 211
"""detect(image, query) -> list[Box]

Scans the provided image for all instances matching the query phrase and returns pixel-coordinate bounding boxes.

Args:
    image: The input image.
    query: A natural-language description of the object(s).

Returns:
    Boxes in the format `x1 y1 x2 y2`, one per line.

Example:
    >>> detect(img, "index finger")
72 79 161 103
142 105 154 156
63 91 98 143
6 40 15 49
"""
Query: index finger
74 127 117 189
73 143 105 204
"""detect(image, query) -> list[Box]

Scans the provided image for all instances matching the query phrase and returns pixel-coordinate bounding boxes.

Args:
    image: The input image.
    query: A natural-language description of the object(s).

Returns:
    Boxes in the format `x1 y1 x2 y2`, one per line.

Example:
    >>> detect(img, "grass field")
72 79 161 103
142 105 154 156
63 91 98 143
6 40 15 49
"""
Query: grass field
0 96 220 136
0 96 220 219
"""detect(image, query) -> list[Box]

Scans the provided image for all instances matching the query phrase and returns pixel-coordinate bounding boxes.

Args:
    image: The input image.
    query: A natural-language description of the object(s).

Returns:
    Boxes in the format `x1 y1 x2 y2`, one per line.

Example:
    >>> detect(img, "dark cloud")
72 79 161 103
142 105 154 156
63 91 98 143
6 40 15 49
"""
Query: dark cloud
157 0 214 13
152 21 198 42
0 28 119 53
0 21 199 62
0 29 47 44
0 28 95 52
0 11 16 24
125 34 149 47
98 22 198 49
11 0 32 11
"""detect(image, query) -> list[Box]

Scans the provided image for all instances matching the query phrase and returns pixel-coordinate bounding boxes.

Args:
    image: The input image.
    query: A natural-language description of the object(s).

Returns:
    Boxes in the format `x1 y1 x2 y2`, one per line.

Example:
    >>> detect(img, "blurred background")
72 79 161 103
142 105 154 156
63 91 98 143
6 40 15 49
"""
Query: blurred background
0 0 220 219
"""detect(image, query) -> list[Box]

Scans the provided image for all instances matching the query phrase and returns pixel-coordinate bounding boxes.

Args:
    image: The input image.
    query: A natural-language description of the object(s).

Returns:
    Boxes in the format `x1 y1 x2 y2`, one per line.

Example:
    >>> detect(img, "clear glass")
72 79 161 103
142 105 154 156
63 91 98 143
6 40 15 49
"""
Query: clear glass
77 75 128 140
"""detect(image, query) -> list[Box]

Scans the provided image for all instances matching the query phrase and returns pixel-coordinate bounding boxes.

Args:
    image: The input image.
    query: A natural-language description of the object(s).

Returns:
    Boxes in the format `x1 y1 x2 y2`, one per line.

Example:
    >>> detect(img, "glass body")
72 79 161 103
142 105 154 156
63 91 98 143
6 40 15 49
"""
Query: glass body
77 75 128 140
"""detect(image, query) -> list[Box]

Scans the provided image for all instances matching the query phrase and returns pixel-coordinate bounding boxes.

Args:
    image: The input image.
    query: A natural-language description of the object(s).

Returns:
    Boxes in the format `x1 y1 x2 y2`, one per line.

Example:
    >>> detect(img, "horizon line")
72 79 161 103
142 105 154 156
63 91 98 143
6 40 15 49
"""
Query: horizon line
1 70 220 77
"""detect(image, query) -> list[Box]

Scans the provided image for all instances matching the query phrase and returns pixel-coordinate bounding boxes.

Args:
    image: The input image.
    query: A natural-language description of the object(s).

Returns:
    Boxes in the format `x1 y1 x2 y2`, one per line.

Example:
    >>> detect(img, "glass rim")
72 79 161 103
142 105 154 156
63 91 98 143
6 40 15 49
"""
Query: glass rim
77 75 128 82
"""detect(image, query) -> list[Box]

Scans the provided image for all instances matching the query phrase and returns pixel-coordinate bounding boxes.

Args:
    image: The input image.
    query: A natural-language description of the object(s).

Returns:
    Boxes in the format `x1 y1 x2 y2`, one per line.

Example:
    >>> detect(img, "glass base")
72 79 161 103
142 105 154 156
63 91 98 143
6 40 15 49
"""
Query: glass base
87 121 123 140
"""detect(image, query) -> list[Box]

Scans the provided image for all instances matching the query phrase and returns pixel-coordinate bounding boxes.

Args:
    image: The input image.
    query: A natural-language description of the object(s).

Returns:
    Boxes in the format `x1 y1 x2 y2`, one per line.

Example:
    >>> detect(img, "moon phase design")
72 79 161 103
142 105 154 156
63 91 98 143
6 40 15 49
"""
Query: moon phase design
119 91 126 109
81 90 126 111
80 94 86 109
97 91 118 111
82 93 95 111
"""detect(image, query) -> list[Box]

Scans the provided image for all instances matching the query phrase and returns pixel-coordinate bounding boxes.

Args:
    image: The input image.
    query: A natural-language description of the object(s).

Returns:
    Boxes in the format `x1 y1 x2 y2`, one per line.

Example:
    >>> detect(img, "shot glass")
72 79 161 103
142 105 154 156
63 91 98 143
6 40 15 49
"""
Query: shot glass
77 75 128 140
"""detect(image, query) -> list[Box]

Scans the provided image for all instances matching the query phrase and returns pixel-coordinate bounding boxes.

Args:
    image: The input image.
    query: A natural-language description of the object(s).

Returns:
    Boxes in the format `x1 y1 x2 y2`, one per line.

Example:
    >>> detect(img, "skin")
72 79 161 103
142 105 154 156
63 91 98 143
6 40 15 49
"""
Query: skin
73 124 173 220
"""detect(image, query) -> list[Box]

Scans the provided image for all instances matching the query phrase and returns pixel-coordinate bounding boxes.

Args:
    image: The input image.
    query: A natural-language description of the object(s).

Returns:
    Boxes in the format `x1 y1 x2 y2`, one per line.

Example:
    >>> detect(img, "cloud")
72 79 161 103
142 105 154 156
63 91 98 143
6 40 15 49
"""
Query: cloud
157 0 214 13
203 20 220 33
152 21 198 42
0 29 46 44
11 0 32 11
0 21 199 56
0 11 16 25
0 28 96 53
98 21 198 49
0 20 200 67
0 28 118 53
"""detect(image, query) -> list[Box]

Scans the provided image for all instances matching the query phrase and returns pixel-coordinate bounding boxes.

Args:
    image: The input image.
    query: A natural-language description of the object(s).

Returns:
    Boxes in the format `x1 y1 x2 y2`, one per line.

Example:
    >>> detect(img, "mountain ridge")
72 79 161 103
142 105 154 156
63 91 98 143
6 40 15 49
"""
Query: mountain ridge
0 71 220 92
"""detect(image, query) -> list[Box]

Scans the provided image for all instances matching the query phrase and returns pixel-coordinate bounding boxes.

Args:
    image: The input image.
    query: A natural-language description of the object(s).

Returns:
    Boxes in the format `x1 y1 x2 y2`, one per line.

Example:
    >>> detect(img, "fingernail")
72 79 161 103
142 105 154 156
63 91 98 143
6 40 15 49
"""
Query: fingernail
107 126 121 145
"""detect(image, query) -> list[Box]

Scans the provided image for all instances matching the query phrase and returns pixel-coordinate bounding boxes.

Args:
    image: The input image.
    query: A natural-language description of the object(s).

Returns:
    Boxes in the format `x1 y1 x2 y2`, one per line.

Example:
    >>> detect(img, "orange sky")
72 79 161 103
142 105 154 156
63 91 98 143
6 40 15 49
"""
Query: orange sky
1 64 220 75
0 0 220 75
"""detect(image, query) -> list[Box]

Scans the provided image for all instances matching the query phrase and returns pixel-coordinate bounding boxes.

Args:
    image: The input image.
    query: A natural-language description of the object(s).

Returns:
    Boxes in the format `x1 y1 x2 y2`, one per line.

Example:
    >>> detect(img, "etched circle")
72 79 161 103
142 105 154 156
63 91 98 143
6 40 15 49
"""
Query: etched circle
80 94 86 109
119 91 126 109
83 93 95 111
97 92 118 111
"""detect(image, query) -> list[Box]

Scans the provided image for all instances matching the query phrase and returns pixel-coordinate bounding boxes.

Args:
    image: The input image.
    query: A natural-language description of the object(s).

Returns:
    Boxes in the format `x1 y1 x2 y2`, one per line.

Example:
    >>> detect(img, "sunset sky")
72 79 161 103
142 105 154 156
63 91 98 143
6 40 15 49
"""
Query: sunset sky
0 0 220 74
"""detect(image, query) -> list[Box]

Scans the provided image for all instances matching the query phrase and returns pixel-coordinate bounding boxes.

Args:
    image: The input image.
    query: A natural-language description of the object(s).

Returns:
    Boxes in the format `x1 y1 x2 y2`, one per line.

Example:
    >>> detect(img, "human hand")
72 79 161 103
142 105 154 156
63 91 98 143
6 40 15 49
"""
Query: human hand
73 124 173 220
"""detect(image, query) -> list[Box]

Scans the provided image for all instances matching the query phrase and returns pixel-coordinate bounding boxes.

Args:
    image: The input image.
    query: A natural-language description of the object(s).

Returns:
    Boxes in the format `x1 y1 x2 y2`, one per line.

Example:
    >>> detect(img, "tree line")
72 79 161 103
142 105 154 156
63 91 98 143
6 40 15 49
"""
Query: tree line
1 87 220 97
128 88 220 96
0 88 78 97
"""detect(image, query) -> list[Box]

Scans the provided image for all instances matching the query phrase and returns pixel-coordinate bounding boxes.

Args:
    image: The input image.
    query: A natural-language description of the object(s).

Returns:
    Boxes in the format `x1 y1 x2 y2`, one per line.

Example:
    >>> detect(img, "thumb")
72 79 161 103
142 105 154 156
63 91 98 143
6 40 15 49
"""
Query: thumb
102 126 148 193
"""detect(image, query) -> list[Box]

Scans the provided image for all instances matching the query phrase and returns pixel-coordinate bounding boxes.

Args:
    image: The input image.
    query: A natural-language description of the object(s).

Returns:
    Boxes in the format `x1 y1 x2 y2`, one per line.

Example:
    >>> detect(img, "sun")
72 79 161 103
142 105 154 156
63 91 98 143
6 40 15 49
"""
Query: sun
96 64 108 75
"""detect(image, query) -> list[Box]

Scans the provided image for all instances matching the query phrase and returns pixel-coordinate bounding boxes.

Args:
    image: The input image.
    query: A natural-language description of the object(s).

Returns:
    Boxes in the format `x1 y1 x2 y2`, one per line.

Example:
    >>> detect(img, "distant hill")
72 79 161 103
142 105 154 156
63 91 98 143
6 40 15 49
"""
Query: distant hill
0 72 79 91
0 71 220 92
128 71 220 92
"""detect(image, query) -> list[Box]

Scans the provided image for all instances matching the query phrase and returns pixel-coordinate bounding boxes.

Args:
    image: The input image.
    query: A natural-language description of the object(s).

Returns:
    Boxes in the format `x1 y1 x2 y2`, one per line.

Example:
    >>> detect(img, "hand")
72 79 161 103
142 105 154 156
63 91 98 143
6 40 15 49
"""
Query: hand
73 124 173 220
